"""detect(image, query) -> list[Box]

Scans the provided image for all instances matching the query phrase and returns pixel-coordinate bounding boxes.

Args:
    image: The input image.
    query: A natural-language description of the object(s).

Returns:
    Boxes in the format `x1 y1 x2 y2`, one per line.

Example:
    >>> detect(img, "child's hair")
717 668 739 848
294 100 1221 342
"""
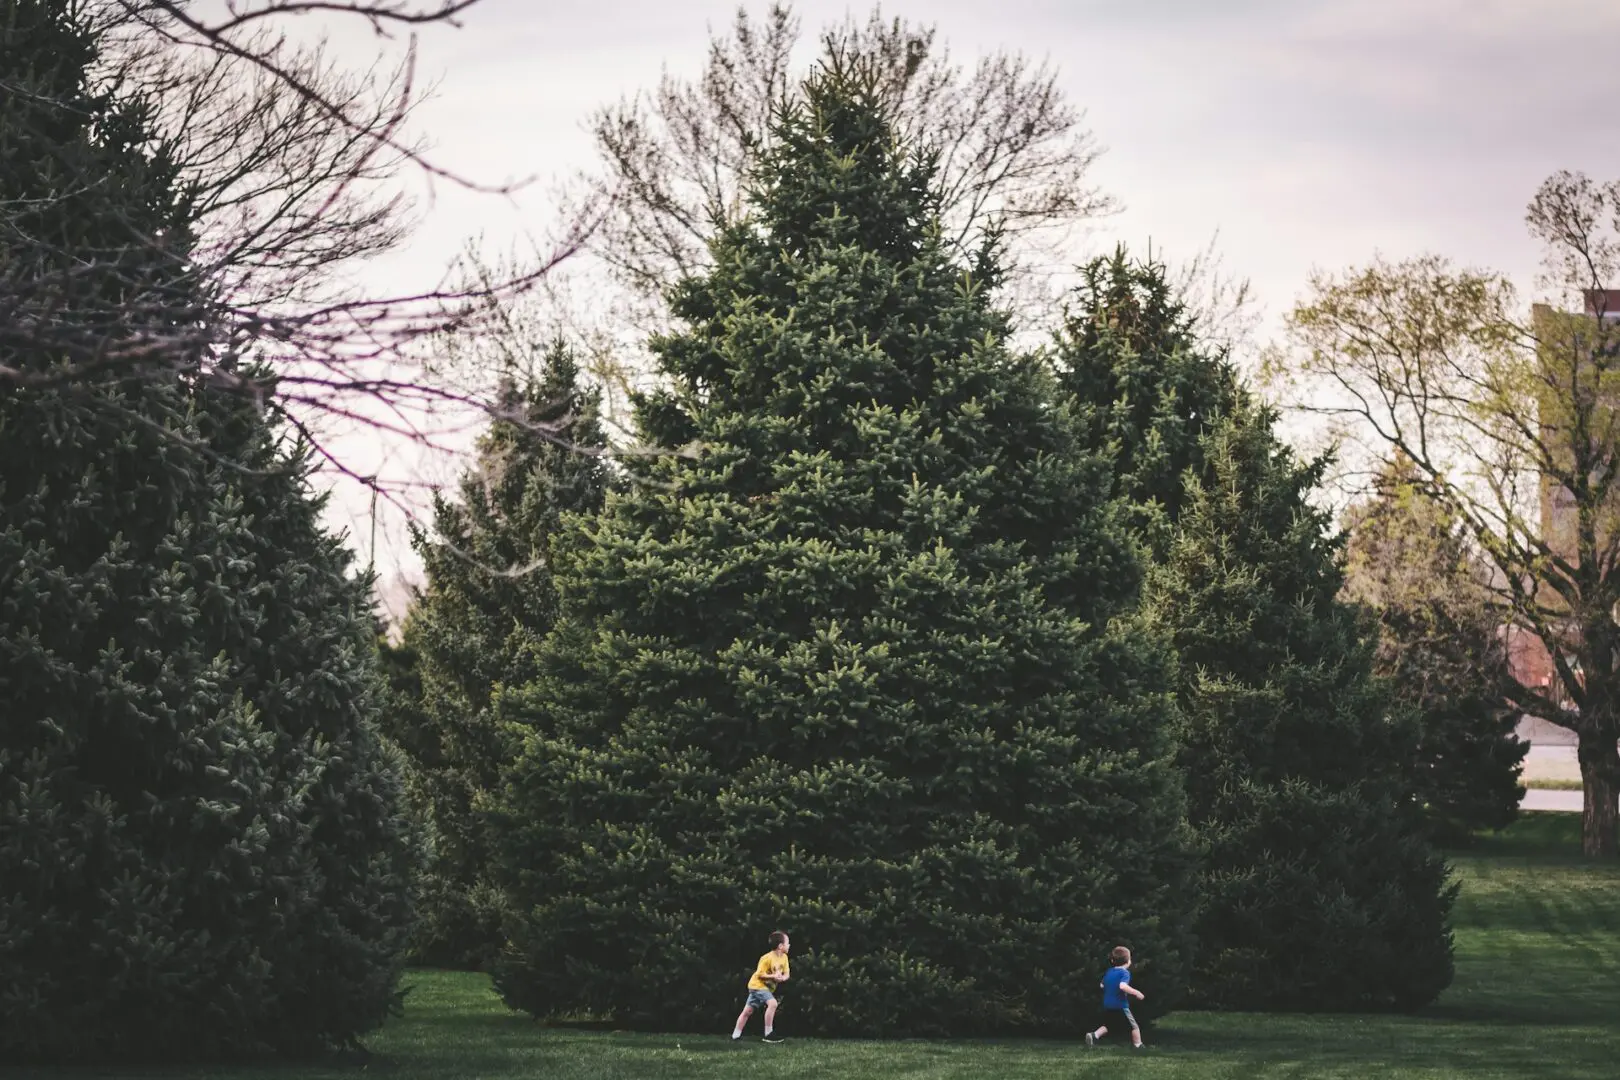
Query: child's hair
1109 945 1131 967
768 930 789 949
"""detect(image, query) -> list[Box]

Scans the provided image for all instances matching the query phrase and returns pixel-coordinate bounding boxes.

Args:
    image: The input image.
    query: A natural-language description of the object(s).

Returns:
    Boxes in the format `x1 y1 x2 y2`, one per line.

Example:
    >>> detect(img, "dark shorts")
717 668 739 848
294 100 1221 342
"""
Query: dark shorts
745 988 776 1009
1101 1006 1138 1033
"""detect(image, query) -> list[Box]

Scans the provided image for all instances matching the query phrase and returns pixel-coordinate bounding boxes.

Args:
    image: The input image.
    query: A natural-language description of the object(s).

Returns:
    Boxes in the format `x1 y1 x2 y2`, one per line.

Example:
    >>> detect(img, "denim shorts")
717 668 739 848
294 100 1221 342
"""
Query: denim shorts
746 988 776 1009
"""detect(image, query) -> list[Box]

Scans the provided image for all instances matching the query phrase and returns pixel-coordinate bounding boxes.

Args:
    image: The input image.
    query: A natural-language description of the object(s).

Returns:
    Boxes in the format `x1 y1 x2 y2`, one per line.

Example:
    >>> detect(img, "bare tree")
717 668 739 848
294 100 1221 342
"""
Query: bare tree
537 1 1262 424
525 0 1121 410
1167 230 1261 363
567 3 1114 319
1 0 598 520
1268 170 1620 855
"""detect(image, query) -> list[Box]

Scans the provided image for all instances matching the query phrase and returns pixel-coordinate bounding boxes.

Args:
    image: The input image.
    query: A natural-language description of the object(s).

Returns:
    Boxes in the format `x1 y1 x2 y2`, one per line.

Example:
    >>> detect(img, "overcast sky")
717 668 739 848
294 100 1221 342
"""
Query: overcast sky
316 0 1620 601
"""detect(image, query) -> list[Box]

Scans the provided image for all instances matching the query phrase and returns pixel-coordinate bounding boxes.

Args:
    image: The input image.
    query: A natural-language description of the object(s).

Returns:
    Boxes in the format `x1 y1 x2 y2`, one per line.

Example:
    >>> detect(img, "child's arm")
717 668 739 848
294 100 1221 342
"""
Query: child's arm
1124 983 1145 1000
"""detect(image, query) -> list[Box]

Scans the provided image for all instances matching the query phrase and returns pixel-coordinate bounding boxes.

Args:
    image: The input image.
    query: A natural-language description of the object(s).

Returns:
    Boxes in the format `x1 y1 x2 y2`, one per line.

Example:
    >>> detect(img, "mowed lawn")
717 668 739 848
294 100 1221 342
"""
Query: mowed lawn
11 813 1620 1080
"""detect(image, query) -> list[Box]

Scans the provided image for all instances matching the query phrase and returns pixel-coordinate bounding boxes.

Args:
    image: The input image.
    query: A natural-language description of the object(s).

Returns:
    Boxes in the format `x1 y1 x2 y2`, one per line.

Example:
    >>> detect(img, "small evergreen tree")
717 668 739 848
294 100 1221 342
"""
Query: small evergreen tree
393 344 611 967
1150 402 1456 1012
1052 249 1241 555
1342 458 1526 842
0 1 412 1060
487 56 1196 1037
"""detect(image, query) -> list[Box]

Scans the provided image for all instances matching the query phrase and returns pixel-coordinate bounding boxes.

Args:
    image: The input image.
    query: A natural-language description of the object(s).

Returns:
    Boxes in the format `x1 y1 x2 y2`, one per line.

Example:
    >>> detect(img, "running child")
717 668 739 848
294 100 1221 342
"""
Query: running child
1085 945 1145 1049
731 930 790 1044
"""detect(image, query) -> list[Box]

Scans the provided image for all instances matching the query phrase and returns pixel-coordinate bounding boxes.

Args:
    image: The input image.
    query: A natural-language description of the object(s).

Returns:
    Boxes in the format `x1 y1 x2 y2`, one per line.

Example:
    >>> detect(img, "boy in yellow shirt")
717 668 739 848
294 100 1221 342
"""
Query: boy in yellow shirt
731 930 790 1043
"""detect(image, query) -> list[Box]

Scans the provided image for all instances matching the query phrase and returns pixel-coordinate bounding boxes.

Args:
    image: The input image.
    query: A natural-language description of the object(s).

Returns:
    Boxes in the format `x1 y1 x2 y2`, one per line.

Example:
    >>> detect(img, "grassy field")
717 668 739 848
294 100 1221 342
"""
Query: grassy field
1525 777 1583 790
10 813 1620 1079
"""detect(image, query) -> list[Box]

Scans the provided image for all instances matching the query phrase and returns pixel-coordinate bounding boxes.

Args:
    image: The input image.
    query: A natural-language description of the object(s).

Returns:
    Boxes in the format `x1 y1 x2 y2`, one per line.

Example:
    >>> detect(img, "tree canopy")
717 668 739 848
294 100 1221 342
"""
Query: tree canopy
487 53 1196 1037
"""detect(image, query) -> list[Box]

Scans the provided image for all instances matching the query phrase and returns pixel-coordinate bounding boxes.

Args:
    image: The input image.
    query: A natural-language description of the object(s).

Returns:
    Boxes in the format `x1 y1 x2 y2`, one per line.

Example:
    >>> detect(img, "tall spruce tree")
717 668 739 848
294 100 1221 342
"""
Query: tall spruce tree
1150 402 1455 1012
394 345 611 967
0 0 412 1061
1342 458 1527 843
1052 250 1241 556
487 56 1196 1037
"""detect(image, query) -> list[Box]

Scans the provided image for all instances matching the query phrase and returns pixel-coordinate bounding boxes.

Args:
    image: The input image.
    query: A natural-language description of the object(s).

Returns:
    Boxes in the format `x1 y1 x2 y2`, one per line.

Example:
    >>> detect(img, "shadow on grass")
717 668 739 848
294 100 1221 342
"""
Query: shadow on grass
1158 1009 1620 1077
1461 812 1584 859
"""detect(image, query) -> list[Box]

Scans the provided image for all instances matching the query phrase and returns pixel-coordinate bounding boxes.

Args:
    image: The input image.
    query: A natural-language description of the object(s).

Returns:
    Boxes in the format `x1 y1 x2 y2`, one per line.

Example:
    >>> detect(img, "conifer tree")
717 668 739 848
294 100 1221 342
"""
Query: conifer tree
1342 458 1527 842
1052 250 1241 555
488 56 1195 1037
394 344 611 967
0 1 412 1060
1150 402 1455 1012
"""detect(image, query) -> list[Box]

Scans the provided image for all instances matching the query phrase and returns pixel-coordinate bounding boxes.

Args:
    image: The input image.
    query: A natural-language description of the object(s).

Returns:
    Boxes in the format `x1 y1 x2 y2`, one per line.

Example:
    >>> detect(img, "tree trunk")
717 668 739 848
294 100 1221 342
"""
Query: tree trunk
1576 726 1620 856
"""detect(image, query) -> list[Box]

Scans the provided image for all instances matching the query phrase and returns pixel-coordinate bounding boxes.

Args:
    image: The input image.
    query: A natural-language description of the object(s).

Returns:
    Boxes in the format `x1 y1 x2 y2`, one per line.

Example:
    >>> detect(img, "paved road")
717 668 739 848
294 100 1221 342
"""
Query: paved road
1521 739 1581 811
1522 787 1581 813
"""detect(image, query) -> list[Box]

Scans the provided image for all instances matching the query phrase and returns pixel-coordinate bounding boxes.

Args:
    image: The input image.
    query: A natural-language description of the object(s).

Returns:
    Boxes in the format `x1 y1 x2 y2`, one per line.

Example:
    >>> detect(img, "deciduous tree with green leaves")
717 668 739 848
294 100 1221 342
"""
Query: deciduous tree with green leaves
1341 457 1527 843
1274 171 1620 855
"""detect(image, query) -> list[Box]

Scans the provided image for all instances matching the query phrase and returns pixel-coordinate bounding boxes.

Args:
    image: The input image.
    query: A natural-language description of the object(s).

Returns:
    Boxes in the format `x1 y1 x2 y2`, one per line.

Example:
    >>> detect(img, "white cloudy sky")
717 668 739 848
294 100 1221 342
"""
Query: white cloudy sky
302 0 1620 603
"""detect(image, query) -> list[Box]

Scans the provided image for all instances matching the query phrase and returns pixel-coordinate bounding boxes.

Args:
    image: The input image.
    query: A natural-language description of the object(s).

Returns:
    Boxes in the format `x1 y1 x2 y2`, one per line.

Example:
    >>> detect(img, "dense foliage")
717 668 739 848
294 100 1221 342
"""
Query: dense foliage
487 57 1196 1037
389 347 612 968
1051 250 1241 556
1150 403 1456 1011
0 0 413 1061
1342 458 1527 843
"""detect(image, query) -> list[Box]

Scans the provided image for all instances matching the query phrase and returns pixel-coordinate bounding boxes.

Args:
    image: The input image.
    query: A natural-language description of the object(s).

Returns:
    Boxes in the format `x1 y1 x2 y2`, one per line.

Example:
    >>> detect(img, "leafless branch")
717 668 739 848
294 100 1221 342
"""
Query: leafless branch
2 0 627 527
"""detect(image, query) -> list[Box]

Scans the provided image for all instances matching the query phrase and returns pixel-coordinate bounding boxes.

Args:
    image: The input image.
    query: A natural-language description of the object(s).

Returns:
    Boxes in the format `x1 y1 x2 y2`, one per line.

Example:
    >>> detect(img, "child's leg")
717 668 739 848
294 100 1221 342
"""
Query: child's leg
763 996 780 1033
732 1004 753 1036
1125 1007 1142 1047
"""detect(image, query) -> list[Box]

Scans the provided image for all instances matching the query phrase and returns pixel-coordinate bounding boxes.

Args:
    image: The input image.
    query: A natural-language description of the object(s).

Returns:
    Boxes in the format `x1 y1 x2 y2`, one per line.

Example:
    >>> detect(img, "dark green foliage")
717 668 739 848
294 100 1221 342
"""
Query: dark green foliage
0 395 418 1062
1052 250 1241 556
1150 402 1456 1012
1342 459 1527 843
193 384 418 1047
488 57 1196 1037
0 0 413 1061
0 0 200 347
392 346 611 968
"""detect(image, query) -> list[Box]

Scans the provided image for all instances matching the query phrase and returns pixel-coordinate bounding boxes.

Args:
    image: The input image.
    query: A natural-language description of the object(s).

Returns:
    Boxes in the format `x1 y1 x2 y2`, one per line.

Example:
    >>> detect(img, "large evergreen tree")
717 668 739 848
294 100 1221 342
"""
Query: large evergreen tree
1342 457 1527 843
0 0 412 1061
1150 402 1455 1012
1052 250 1241 556
487 56 1196 1038
393 345 611 967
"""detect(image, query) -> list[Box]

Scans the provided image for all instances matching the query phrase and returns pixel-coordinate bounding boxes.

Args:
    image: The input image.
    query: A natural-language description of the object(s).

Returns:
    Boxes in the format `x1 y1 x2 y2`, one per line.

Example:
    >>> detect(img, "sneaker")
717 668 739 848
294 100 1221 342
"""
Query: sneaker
761 1033 786 1044
731 1032 742 1040
1084 1033 1095 1048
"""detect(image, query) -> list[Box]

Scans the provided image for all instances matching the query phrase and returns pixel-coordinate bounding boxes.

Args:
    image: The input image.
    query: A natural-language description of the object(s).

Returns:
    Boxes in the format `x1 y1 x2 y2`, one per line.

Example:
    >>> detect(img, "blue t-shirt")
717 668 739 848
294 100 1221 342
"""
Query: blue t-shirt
1101 966 1132 1009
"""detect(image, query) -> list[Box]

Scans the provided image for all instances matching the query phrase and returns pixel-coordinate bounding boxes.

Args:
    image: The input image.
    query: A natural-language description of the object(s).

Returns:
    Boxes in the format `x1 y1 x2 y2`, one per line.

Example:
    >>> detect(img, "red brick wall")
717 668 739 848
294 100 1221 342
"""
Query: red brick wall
1504 625 1554 691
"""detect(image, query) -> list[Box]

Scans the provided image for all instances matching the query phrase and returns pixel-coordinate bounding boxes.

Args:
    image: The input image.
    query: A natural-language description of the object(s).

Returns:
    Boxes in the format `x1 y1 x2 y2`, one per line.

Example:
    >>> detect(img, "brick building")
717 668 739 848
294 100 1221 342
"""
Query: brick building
1504 289 1620 712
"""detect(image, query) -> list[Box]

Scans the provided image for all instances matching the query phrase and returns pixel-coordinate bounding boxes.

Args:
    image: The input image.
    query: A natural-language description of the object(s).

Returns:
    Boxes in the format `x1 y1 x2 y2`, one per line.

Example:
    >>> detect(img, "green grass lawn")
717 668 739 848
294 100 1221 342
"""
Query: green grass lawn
10 813 1620 1079
1525 777 1584 790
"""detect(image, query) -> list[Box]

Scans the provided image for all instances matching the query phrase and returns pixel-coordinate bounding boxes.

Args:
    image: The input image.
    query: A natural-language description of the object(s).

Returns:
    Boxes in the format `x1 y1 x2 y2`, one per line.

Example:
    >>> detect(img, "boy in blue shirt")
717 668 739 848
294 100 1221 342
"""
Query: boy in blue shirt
1085 945 1145 1049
